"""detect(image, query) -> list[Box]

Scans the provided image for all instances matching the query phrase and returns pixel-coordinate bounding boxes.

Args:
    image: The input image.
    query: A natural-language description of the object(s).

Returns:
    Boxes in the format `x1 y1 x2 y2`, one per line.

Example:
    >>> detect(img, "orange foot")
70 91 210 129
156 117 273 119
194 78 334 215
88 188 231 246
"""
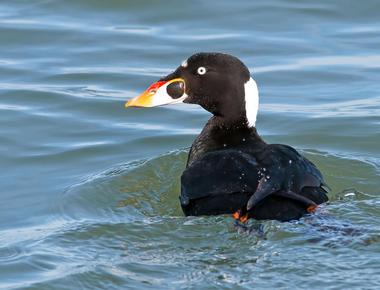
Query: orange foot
232 210 249 223
307 204 318 213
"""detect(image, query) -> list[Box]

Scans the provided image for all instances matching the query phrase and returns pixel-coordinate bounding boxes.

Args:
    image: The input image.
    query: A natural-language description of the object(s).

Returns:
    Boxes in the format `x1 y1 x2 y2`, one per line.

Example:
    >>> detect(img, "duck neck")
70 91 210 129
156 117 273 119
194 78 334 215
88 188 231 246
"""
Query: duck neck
187 116 266 166
209 115 266 146
213 114 249 130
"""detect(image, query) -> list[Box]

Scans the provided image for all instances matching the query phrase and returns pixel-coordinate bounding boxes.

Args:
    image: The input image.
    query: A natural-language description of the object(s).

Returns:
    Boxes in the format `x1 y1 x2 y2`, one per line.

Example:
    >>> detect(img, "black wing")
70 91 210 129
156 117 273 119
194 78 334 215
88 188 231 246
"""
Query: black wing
246 144 328 210
180 149 260 215
180 143 329 220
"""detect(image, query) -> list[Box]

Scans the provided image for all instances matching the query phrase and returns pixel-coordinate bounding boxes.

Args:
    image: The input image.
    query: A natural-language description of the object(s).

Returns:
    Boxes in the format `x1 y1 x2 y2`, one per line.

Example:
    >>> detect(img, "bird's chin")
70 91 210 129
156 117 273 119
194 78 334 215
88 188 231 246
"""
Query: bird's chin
182 96 194 104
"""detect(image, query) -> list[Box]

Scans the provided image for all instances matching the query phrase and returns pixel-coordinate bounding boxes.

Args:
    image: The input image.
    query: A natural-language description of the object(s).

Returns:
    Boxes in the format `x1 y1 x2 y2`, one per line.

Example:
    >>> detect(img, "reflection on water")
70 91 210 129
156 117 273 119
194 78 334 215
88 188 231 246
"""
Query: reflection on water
0 0 379 289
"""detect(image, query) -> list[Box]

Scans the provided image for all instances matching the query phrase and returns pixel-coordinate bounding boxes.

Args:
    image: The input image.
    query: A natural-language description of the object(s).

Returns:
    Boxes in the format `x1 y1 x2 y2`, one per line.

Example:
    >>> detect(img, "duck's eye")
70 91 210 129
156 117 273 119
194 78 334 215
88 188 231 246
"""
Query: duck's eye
197 67 207 75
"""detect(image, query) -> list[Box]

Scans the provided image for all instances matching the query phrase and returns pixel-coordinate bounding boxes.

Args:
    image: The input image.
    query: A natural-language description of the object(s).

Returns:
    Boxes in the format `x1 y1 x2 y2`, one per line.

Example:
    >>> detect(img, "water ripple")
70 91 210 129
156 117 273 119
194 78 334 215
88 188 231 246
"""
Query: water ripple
1 0 379 289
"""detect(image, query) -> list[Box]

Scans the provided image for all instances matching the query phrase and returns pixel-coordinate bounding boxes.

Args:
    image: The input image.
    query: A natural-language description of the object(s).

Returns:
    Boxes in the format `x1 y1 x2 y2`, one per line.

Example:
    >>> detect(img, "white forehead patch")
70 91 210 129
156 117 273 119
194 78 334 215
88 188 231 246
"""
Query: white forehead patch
181 59 188 68
244 77 259 127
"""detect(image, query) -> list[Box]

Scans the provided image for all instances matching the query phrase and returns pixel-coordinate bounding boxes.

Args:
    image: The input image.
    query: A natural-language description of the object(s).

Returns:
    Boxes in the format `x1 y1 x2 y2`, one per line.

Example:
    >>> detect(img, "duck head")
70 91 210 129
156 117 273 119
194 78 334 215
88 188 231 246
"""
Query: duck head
126 53 259 127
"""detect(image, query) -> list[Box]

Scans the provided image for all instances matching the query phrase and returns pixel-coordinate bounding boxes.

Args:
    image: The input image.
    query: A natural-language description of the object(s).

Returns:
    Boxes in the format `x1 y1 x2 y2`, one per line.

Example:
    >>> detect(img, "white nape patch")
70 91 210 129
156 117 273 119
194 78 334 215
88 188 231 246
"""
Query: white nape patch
244 77 259 127
181 60 188 67
151 82 188 106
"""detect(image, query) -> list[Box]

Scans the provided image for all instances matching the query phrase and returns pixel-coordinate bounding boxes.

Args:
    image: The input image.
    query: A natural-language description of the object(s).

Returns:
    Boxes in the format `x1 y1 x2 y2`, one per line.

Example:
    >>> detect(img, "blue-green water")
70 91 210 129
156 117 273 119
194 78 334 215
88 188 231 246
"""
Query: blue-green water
1 1 379 289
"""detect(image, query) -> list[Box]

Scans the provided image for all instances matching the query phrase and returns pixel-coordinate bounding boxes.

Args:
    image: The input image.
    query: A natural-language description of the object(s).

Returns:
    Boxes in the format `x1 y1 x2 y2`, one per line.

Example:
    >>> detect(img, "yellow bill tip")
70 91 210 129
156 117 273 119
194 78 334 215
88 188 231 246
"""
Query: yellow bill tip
125 99 136 108
125 93 153 108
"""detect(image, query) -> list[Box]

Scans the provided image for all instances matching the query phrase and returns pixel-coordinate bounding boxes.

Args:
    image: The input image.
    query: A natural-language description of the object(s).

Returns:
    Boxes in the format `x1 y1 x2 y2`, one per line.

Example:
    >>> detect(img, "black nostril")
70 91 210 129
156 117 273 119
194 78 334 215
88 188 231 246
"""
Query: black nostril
167 81 184 99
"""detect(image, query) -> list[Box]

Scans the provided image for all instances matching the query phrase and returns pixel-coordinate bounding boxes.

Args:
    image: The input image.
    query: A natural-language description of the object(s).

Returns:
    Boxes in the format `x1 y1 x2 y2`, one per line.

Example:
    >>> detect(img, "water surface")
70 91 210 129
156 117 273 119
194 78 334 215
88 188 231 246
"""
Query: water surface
0 0 379 289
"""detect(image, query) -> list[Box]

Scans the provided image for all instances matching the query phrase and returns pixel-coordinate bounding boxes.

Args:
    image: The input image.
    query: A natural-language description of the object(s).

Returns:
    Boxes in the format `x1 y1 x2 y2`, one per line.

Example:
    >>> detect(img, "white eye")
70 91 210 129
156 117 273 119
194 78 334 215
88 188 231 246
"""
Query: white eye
197 66 207 75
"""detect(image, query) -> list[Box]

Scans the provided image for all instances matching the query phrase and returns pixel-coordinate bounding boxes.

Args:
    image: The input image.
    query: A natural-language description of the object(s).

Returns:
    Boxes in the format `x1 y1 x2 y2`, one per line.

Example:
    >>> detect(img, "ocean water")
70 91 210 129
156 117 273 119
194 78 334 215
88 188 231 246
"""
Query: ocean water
0 0 379 289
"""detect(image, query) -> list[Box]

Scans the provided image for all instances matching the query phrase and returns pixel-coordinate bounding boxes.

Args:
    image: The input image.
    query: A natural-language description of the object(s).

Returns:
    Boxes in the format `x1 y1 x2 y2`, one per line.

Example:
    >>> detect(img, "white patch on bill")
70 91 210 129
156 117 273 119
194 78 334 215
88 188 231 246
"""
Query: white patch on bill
151 82 188 106
244 77 259 127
